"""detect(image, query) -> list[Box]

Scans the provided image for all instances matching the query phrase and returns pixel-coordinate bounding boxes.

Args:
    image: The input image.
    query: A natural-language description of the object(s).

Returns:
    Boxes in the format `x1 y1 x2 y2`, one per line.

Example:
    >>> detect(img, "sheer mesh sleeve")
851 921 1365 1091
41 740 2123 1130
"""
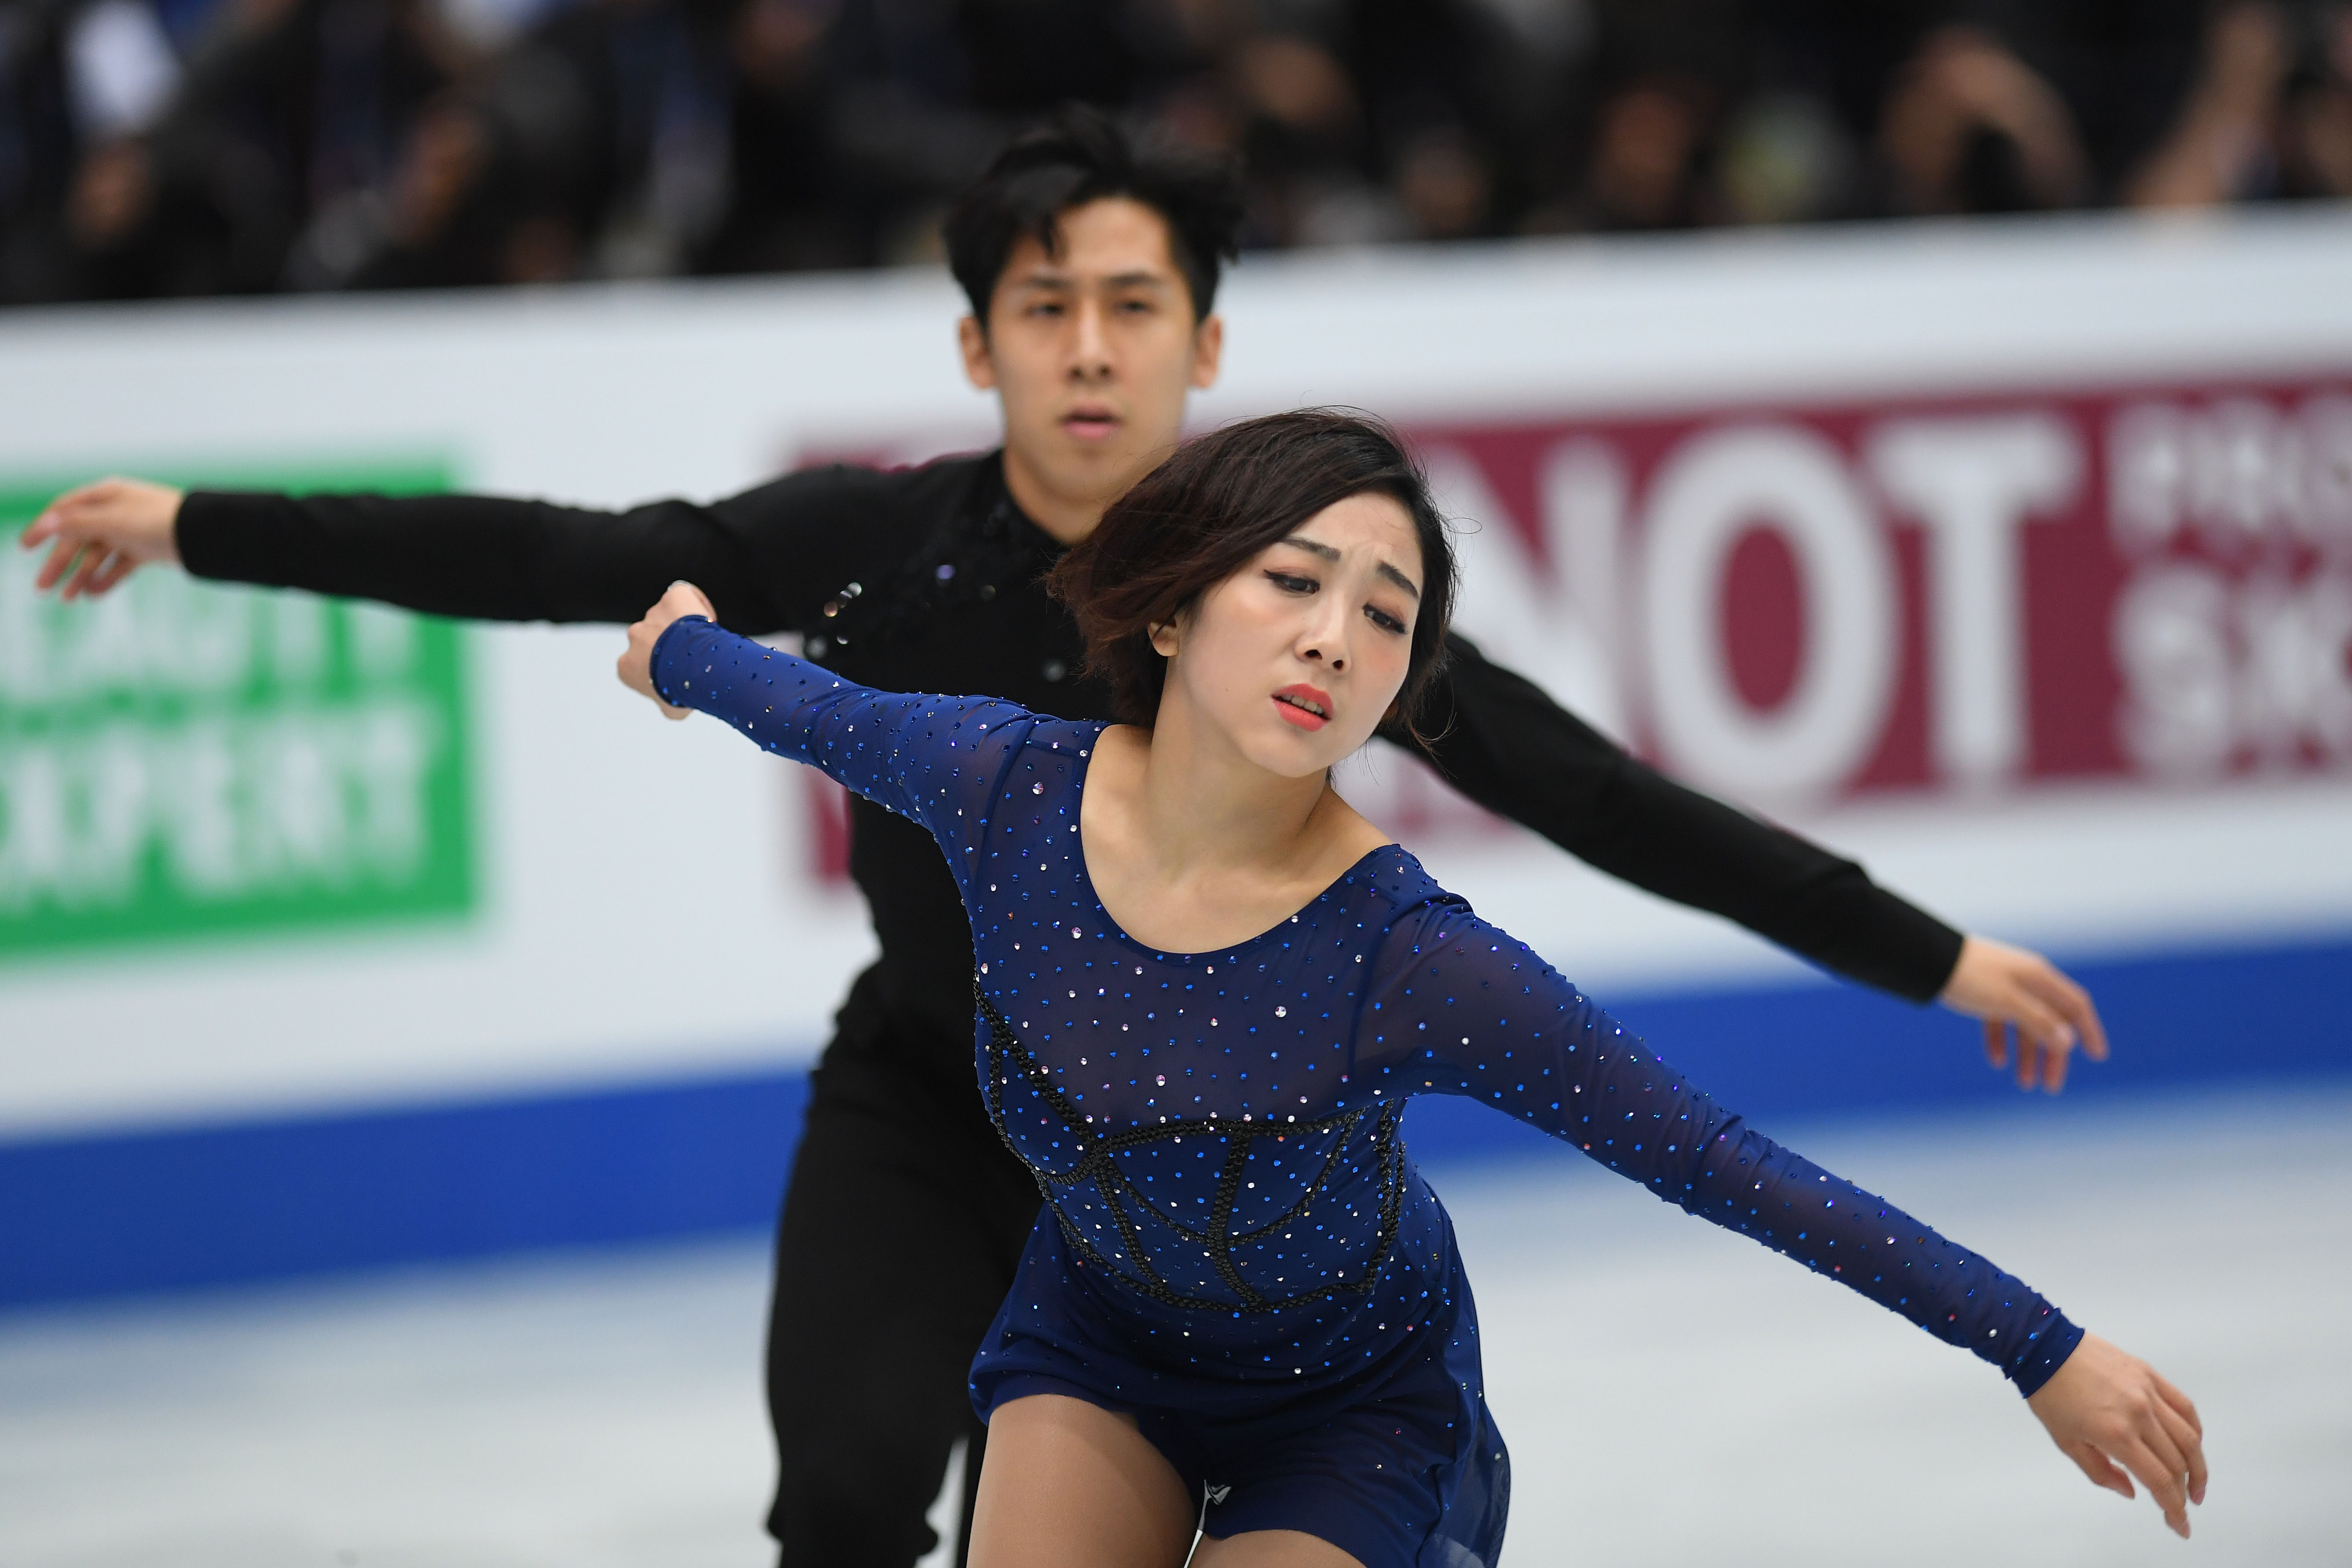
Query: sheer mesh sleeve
649 615 1030 879
1354 898 2083 1395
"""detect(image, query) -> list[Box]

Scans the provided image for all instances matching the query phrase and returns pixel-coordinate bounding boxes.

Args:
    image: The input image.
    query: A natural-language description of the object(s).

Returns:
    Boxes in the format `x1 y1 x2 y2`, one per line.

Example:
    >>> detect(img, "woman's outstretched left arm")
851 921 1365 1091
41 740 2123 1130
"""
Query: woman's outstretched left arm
1358 897 2205 1536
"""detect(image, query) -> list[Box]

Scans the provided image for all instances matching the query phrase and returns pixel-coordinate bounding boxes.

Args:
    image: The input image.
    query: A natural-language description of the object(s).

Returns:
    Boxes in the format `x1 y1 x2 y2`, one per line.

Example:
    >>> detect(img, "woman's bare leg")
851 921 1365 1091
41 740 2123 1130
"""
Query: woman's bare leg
1193 1530 1365 1567
966 1394 1198 1568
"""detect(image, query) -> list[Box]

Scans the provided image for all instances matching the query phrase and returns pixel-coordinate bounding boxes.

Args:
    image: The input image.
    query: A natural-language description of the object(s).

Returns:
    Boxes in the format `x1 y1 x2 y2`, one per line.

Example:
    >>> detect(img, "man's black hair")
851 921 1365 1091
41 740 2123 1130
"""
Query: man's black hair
943 106 1245 328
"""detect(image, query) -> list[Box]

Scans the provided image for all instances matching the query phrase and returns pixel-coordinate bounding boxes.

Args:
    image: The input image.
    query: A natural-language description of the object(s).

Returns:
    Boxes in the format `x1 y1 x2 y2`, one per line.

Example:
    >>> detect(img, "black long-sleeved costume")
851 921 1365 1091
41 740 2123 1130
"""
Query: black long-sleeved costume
176 449 1963 1567
180 451 1959 1057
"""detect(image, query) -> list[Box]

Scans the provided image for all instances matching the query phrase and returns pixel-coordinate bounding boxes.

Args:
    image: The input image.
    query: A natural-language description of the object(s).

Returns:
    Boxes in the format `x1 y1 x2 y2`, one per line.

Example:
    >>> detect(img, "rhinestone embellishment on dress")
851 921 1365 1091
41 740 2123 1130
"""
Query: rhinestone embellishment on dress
977 980 1406 1314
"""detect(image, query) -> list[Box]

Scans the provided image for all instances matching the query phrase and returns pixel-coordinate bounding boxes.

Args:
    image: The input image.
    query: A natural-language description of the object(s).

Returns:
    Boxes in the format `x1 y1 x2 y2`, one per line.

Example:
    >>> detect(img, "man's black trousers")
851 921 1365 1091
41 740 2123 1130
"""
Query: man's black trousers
763 974 1042 1568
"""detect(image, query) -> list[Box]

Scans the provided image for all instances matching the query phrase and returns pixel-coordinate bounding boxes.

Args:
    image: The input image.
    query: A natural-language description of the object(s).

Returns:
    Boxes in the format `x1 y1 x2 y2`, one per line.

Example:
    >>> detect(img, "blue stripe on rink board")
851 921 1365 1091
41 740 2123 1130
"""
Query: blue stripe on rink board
1401 930 2352 1164
0 1072 809 1309
4 933 2347 1310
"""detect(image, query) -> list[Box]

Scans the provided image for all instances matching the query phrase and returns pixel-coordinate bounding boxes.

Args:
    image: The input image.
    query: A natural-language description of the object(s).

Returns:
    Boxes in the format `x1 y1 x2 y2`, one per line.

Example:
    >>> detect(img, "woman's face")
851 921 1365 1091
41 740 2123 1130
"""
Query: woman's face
1153 491 1424 777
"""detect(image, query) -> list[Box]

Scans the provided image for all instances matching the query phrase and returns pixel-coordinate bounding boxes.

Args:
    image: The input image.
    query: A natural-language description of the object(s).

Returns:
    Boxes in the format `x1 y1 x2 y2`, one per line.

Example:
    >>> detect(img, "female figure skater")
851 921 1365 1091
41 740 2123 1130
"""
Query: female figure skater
618 411 2203 1567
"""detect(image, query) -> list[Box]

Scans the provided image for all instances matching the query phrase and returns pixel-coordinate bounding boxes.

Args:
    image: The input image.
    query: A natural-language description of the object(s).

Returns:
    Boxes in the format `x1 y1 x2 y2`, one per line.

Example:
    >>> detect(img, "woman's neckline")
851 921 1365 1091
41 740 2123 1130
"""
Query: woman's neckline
1066 721 1401 959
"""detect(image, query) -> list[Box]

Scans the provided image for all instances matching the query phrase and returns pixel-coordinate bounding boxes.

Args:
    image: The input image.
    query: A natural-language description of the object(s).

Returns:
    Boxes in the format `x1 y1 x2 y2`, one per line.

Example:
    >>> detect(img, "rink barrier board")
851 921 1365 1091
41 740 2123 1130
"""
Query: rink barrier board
6 218 2351 1168
4 929 2346 1310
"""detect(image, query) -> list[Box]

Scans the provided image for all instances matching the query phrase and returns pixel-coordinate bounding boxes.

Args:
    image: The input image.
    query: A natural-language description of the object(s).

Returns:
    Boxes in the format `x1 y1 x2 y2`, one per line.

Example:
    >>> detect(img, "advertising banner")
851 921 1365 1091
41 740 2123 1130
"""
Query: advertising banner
1422 380 2352 809
1 467 471 961
789 379 2352 871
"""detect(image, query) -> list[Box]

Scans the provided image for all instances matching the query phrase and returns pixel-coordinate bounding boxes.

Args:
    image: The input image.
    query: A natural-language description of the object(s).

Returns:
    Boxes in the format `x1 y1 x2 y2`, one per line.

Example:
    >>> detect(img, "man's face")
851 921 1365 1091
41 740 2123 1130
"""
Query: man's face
958 197 1223 540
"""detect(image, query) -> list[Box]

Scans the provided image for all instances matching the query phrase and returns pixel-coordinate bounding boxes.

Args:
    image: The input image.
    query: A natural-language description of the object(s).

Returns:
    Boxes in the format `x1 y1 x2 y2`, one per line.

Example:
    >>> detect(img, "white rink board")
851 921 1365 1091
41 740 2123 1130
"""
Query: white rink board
3 209 2351 1138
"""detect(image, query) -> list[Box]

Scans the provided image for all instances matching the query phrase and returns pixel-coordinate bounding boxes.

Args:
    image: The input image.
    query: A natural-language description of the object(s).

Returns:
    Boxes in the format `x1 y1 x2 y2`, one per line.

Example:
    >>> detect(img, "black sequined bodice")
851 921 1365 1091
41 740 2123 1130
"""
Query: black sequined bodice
977 984 1408 1313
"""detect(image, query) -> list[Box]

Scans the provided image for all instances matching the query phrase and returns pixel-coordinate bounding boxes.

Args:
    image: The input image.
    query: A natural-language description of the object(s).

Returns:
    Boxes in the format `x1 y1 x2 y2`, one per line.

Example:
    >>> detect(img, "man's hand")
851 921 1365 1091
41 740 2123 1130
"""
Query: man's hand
617 581 717 719
2027 1333 2207 1539
1940 934 2109 1093
19 477 185 599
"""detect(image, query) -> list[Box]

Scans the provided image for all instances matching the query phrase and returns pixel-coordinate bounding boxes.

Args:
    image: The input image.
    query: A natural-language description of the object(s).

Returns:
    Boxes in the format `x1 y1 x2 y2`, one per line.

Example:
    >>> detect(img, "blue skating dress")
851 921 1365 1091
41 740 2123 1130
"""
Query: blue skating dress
650 619 2084 1568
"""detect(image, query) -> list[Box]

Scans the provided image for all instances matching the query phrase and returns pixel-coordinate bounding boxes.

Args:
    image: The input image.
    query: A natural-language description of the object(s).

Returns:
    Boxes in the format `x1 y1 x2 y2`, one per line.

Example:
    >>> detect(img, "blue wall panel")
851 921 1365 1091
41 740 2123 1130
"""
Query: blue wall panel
1400 933 2352 1165
1 1073 807 1306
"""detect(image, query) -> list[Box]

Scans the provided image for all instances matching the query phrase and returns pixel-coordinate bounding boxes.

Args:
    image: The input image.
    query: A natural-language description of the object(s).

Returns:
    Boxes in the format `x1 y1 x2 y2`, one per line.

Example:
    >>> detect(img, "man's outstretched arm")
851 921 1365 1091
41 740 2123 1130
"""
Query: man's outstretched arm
1400 631 2108 1092
17 468 912 633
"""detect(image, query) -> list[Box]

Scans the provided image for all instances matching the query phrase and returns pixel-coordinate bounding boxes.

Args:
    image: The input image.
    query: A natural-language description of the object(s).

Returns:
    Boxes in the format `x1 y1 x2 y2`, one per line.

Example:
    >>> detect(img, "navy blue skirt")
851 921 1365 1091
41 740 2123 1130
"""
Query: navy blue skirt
972 1218 1511 1568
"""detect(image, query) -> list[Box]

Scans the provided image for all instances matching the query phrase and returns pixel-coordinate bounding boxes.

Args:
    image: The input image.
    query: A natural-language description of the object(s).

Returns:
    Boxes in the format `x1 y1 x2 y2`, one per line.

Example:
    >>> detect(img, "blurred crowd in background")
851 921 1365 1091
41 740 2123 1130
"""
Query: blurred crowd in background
4 0 2351 307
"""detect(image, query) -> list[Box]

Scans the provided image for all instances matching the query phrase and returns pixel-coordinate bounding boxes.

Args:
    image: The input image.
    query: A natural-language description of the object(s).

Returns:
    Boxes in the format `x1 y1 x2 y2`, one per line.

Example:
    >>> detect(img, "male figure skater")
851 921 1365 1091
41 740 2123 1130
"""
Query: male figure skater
25 110 2104 1568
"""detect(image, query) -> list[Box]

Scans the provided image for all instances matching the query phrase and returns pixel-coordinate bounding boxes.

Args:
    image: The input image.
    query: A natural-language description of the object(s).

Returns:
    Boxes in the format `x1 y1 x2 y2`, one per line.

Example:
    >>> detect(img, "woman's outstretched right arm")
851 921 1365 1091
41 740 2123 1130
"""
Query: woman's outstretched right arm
619 583 1026 863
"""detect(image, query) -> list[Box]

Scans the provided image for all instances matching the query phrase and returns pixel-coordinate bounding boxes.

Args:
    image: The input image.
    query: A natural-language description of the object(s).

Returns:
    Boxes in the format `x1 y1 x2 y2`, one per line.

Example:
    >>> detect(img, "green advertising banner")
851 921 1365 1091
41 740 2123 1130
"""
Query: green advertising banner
0 466 475 959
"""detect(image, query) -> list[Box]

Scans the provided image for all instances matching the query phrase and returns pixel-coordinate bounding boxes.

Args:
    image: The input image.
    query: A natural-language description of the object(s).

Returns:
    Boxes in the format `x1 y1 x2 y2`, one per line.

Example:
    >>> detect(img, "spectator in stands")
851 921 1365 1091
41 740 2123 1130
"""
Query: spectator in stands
2128 3 2294 207
1519 0 1750 233
2125 1 2352 207
1 0 99 301
2277 2 2352 197
1875 23 2090 214
63 0 476 298
1224 28 1397 246
3 0 202 300
1970 0 2239 206
327 0 741 288
1349 0 1514 240
699 0 853 273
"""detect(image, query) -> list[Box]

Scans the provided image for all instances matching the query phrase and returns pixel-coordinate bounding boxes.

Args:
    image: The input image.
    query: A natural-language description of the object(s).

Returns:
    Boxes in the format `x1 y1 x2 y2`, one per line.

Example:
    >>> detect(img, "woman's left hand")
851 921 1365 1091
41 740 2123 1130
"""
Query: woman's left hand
618 580 718 718
2026 1333 2206 1538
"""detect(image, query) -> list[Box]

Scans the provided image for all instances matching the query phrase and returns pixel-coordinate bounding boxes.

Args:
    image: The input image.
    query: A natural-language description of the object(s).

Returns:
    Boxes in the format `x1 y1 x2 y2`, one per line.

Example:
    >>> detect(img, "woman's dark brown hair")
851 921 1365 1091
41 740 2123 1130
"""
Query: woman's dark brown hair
1048 409 1457 732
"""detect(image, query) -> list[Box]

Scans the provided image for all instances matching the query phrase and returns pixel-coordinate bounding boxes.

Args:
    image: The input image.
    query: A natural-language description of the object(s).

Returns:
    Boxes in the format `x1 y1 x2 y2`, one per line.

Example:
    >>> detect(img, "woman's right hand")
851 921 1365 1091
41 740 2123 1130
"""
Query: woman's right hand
618 580 718 719
2025 1333 2206 1537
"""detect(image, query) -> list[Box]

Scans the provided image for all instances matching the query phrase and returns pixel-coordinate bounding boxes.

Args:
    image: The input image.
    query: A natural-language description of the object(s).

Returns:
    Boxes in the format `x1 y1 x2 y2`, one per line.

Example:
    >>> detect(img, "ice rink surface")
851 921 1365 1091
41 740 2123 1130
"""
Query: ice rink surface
5 1084 2348 1568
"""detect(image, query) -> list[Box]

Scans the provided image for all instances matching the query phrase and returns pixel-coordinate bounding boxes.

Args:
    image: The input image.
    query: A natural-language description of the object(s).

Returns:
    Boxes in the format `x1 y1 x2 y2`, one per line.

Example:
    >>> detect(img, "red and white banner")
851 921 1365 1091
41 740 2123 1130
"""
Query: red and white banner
796 378 2352 866
1415 379 2352 812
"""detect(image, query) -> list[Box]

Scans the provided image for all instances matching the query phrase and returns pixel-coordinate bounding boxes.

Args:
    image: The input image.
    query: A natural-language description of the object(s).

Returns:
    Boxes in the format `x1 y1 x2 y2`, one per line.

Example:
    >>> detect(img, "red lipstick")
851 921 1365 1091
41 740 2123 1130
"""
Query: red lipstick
1273 683 1333 731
